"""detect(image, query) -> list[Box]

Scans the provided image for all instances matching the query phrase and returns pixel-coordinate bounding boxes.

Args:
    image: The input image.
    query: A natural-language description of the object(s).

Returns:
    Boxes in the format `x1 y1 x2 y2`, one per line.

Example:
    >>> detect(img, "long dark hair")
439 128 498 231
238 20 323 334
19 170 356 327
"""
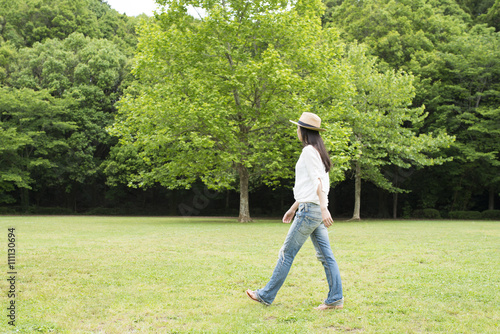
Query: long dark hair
300 127 332 173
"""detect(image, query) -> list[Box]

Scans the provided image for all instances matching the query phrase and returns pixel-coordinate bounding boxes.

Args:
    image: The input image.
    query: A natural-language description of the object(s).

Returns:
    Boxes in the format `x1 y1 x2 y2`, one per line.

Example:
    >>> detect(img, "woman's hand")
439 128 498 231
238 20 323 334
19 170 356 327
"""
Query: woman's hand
316 181 333 227
283 202 299 224
321 207 334 228
282 209 296 224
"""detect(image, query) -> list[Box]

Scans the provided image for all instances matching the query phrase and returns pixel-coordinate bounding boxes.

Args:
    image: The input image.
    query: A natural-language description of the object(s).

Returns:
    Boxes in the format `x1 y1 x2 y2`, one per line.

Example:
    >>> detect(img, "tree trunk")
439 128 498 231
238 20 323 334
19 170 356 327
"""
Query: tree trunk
351 161 361 220
238 164 252 222
489 187 495 210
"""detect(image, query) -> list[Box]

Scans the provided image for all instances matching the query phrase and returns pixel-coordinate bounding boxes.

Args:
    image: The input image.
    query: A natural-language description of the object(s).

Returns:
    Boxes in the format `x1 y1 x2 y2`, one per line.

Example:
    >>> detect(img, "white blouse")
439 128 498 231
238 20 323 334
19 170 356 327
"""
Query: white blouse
293 145 330 205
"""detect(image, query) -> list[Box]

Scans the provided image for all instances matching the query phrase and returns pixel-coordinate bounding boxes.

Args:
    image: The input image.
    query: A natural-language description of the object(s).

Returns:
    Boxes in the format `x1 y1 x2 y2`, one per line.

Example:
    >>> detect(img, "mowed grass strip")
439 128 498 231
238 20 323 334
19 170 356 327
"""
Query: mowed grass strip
0 216 498 333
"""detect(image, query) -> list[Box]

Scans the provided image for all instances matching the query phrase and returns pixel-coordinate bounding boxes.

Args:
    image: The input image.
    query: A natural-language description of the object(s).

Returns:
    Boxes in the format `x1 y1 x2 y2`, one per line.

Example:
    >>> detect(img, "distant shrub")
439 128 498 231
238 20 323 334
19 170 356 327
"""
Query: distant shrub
0 206 75 215
84 207 124 215
32 206 74 215
412 209 441 219
401 202 412 219
84 207 153 215
449 211 482 220
481 210 500 220
0 207 19 215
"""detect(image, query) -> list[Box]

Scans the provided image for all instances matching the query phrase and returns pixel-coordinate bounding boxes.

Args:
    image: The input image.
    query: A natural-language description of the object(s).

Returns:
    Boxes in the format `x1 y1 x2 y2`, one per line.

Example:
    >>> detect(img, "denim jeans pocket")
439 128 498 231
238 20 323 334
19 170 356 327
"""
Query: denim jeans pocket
298 215 322 236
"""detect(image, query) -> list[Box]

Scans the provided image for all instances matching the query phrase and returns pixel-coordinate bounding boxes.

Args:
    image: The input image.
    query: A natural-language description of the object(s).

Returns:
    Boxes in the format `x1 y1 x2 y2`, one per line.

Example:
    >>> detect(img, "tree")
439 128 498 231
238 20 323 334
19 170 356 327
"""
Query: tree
0 0 140 52
0 87 77 208
339 44 454 220
323 0 500 214
1 32 131 209
456 0 496 20
481 0 500 31
110 0 352 222
0 42 16 85
323 0 470 71
0 0 145 211
0 122 32 204
422 25 500 210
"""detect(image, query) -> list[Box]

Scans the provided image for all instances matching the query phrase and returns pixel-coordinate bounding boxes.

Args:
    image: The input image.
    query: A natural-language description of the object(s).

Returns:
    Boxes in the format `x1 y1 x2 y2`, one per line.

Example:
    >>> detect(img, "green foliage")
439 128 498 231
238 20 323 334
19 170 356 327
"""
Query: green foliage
0 0 141 53
0 0 144 210
10 32 129 103
322 0 499 214
422 25 500 209
29 206 75 214
324 0 470 70
0 206 17 214
340 43 454 194
83 206 131 215
412 208 441 219
456 0 496 19
0 120 32 203
448 210 482 219
321 122 353 183
0 87 77 205
0 41 16 84
0 0 143 208
110 0 353 219
481 210 500 220
0 33 131 200
480 0 500 31
103 143 146 187
0 0 498 214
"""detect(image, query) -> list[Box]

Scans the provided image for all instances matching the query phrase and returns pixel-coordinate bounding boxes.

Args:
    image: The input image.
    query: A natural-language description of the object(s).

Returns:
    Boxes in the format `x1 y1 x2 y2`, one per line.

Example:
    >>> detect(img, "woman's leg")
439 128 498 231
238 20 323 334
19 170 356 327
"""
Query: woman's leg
310 223 343 305
255 205 321 305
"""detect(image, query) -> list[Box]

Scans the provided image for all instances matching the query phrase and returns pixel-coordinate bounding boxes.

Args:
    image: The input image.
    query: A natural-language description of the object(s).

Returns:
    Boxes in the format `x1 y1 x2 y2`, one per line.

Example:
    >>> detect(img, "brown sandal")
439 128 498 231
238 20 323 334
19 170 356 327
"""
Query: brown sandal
314 303 344 310
246 289 260 302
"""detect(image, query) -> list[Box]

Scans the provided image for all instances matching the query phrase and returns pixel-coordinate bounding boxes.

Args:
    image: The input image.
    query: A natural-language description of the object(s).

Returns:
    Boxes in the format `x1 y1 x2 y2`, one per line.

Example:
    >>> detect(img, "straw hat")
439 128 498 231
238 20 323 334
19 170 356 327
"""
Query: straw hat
289 112 325 132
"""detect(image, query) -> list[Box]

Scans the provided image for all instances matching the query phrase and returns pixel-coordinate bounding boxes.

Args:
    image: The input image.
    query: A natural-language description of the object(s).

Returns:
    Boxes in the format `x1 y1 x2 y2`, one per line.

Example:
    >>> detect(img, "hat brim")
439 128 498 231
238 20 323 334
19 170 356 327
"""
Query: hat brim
289 120 325 132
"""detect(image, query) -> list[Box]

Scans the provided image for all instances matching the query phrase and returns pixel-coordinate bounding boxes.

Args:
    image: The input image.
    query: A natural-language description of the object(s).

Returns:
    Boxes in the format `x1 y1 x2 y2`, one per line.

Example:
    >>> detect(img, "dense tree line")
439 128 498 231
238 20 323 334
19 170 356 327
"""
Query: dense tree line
0 0 138 210
324 0 499 216
0 0 498 219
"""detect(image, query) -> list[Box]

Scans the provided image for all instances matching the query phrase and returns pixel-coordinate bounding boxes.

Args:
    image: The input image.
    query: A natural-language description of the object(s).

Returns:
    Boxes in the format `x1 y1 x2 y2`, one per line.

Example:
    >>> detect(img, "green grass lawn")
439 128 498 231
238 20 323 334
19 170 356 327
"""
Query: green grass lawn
0 216 498 333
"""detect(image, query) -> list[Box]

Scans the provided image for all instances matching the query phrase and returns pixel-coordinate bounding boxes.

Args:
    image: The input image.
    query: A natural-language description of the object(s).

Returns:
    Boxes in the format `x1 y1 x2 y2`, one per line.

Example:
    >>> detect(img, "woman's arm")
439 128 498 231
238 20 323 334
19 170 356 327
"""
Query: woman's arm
317 180 334 228
282 201 300 223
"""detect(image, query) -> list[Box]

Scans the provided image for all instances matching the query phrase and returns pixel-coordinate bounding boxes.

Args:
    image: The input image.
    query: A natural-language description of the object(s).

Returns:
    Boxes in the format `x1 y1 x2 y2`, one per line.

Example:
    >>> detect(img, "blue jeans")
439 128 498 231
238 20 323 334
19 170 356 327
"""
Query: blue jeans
255 202 343 306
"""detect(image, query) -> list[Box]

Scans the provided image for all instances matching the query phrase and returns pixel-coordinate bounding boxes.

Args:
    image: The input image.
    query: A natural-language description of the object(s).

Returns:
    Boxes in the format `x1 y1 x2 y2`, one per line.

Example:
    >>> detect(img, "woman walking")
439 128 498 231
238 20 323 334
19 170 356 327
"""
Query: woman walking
246 112 343 310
